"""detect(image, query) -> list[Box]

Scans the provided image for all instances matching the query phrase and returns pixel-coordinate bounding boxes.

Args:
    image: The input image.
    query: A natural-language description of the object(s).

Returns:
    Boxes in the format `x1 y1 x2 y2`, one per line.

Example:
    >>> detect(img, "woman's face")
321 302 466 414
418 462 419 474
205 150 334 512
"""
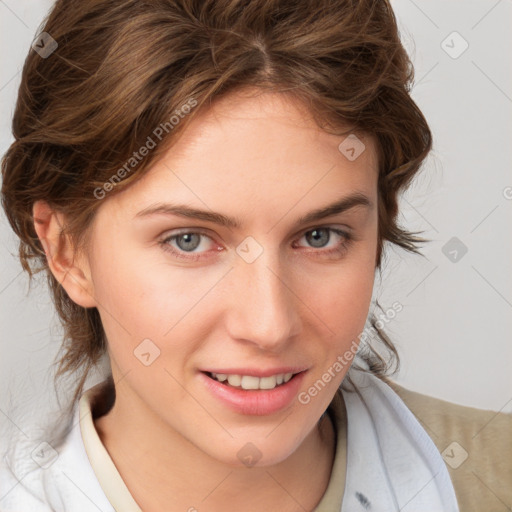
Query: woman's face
84 89 379 466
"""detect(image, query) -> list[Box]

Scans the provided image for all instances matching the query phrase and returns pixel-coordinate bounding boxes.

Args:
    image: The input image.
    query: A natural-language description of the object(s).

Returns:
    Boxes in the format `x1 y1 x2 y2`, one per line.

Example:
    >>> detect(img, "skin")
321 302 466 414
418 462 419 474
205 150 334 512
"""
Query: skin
33 88 379 511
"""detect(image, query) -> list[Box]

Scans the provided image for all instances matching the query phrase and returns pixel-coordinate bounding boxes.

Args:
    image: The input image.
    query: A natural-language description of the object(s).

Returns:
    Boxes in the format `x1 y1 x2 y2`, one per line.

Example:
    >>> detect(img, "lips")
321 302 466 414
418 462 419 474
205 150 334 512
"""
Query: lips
199 368 308 415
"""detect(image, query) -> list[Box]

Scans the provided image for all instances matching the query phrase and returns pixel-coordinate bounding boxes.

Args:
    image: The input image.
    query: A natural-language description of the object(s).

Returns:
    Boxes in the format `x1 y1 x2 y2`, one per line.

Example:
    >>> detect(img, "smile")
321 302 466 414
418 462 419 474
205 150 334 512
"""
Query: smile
208 372 294 390
200 369 308 415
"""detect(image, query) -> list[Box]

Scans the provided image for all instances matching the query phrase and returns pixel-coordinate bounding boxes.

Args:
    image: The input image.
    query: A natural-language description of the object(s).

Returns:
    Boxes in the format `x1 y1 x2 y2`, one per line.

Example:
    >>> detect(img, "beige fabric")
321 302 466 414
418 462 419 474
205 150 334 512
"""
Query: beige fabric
79 382 143 511
314 389 347 511
78 378 512 511
387 379 512 512
316 379 512 511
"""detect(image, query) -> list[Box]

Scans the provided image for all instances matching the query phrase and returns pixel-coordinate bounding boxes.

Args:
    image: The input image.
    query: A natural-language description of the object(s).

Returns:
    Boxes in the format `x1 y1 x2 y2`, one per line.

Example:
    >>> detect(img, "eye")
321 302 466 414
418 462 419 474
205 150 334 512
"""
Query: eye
293 227 353 257
159 230 219 261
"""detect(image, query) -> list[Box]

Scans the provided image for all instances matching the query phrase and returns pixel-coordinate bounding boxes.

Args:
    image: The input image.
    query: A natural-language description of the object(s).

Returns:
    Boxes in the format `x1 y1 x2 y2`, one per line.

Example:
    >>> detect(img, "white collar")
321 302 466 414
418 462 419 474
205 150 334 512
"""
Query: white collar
340 365 459 511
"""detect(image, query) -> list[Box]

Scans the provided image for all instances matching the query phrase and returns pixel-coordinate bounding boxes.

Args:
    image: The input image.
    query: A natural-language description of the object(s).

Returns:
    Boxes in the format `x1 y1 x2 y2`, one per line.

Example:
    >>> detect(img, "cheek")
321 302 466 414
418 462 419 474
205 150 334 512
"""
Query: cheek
306 244 376 346
85 233 159 345
88 242 216 362
318 276 373 339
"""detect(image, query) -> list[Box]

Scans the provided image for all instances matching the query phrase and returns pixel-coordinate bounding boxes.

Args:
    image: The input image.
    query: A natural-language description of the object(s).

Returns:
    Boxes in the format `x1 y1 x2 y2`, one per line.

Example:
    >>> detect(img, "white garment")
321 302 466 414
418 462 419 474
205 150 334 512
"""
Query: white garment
0 401 115 512
0 365 459 512
340 368 459 511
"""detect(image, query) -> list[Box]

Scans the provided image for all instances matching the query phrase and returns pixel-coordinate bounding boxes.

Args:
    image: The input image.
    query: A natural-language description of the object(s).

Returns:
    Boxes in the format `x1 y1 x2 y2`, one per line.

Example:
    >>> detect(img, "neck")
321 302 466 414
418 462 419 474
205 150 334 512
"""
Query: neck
93 381 336 512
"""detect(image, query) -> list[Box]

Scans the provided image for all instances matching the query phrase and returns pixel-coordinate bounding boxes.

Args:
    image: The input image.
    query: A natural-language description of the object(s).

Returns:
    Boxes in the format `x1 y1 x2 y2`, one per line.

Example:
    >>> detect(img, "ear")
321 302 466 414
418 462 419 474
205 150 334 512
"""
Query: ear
32 200 97 308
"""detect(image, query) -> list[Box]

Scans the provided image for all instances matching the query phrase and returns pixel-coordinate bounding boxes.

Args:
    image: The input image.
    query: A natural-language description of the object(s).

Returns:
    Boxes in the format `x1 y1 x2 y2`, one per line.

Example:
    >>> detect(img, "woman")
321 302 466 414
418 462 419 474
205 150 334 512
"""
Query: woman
1 1 509 511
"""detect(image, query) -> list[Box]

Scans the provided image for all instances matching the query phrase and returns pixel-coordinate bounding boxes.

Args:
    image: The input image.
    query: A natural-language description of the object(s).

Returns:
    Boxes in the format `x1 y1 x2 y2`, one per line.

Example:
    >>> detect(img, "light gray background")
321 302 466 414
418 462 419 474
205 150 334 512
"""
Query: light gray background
1 0 511 430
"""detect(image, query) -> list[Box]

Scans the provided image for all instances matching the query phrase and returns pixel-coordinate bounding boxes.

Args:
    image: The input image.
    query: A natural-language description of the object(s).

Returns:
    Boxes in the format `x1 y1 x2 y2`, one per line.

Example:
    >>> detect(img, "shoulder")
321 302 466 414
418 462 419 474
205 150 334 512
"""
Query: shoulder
0 438 51 511
386 379 512 511
0 400 114 512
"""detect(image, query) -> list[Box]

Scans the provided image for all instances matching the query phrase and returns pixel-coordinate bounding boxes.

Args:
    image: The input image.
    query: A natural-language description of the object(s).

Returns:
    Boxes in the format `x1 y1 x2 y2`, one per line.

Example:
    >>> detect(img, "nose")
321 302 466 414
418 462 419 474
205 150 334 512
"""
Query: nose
225 248 301 352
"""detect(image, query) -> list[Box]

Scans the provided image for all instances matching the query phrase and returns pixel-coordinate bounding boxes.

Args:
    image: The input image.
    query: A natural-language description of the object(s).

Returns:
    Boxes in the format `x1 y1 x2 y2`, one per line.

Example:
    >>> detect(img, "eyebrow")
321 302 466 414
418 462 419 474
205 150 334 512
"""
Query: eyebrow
135 192 373 230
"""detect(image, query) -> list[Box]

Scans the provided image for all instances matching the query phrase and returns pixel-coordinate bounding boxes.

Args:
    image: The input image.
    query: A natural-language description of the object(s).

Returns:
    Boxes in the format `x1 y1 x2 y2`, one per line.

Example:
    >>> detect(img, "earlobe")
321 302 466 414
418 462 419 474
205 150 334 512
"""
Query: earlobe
32 200 97 308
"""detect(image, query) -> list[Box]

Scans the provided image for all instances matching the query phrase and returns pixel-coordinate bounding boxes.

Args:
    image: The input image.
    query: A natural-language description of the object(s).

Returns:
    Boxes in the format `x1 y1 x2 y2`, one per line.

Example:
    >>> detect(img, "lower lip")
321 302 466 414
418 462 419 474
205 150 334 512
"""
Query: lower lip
199 371 307 416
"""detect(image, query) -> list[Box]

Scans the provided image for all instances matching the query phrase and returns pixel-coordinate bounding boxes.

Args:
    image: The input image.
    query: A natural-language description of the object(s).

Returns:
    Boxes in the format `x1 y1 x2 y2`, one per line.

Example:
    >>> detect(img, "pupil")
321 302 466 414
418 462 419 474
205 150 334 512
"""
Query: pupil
308 228 329 248
178 233 200 251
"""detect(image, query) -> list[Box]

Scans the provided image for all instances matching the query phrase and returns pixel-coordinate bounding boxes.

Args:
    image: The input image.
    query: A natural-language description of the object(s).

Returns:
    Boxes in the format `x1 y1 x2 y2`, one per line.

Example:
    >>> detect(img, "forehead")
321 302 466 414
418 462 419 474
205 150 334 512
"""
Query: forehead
168 87 377 164
100 89 379 223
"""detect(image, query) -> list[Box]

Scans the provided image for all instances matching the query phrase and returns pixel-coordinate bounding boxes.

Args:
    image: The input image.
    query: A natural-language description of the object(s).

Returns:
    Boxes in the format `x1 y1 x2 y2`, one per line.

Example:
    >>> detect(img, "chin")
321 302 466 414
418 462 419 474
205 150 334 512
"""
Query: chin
205 433 305 470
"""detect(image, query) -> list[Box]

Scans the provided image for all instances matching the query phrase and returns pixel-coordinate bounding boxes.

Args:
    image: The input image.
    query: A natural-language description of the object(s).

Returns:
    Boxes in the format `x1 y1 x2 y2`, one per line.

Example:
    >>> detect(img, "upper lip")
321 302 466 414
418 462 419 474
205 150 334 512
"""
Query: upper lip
201 367 308 378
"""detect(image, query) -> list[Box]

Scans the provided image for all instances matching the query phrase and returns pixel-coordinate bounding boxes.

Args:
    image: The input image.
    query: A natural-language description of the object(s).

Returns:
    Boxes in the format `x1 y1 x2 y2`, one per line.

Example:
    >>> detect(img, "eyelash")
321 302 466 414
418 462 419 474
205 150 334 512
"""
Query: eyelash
158 227 354 261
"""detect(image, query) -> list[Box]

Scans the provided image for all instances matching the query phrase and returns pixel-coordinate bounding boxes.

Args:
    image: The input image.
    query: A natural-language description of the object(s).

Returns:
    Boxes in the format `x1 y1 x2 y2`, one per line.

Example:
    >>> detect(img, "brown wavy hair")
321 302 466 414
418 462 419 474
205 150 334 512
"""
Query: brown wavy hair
1 0 431 422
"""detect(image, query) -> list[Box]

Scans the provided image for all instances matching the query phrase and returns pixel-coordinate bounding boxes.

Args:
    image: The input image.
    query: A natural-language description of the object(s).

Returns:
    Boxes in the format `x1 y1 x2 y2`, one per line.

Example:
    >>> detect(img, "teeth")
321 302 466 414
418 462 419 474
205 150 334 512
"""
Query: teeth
241 375 260 390
227 375 241 387
259 376 277 390
210 372 295 390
